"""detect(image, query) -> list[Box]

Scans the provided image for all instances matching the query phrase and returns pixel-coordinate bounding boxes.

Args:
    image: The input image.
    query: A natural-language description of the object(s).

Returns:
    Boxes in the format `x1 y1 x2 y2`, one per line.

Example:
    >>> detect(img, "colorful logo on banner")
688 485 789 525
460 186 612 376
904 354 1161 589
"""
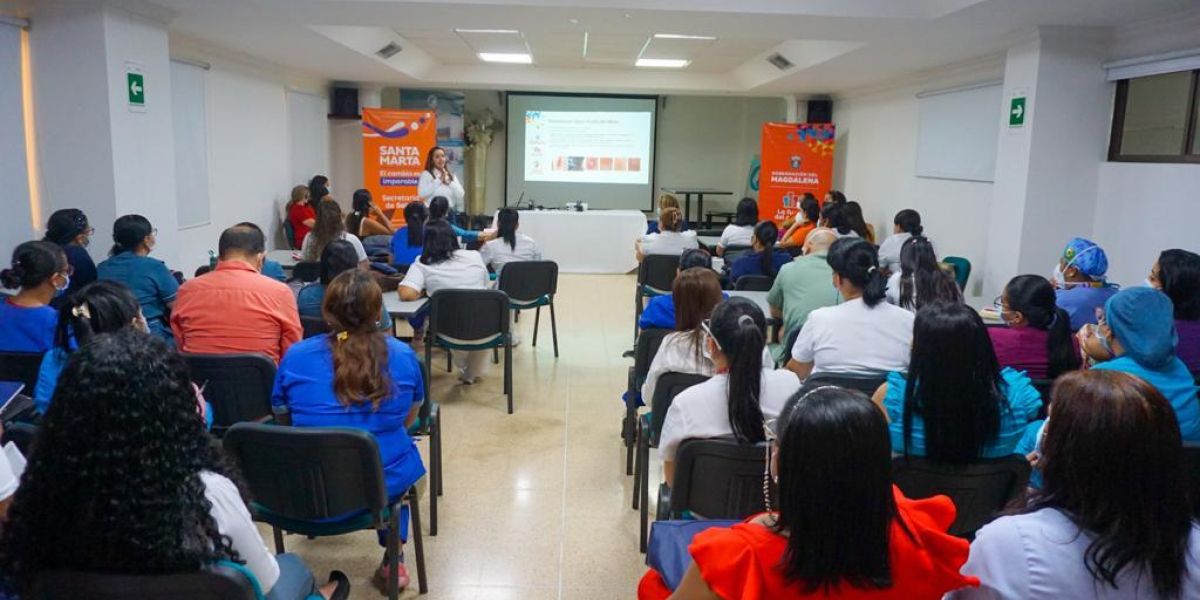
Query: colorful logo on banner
362 108 438 226
759 122 836 223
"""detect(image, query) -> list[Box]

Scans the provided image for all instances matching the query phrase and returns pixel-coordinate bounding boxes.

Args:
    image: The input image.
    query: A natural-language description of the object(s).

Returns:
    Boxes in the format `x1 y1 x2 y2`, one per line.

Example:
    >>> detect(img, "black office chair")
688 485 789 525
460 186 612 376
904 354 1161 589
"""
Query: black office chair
0 351 45 392
660 438 771 523
31 565 259 600
425 289 513 413
720 244 754 264
796 373 887 398
2 421 38 456
497 261 560 357
733 275 774 291
892 455 1031 539
1184 442 1200 519
634 255 680 341
634 372 709 552
410 400 443 536
291 261 320 283
300 315 330 339
624 328 672 475
182 353 276 435
223 423 427 598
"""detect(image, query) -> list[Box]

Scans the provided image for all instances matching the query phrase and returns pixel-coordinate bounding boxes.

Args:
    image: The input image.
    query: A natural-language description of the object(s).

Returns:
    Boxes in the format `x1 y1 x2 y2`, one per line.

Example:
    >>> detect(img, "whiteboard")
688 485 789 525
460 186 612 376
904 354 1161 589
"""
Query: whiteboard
915 83 1001 182
286 90 329 190
170 60 211 228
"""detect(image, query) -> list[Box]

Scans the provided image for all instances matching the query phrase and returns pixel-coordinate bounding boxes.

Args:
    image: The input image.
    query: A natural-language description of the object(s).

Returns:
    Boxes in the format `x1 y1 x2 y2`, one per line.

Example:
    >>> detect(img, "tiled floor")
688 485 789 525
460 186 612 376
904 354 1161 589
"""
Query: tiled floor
269 273 662 599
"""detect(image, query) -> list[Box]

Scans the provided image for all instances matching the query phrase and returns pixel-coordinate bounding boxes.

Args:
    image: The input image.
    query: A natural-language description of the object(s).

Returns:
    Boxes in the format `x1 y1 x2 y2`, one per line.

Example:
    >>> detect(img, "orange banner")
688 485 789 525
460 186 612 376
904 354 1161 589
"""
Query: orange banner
362 108 438 226
759 122 836 223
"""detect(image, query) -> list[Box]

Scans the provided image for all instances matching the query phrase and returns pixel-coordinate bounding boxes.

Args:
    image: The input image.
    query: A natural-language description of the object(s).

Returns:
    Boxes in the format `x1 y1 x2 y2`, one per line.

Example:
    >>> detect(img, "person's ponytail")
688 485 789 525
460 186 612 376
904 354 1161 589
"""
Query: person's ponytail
497 208 519 251
829 237 887 307
753 221 780 277
1046 307 1081 378
710 299 768 445
862 267 888 307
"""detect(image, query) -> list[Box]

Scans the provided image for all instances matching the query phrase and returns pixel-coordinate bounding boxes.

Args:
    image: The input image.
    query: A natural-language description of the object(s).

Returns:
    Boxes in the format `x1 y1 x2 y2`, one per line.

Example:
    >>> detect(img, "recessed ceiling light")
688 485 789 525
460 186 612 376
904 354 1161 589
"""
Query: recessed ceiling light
479 52 533 64
635 58 689 68
653 33 716 41
455 29 520 34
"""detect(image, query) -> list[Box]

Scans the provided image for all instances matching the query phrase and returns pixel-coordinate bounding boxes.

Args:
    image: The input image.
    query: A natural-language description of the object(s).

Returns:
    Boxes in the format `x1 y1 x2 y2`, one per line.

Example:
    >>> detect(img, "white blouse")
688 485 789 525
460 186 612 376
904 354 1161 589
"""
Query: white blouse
417 170 465 212
200 471 281 593
641 230 699 257
400 250 489 295
877 232 911 273
717 224 754 249
481 234 542 274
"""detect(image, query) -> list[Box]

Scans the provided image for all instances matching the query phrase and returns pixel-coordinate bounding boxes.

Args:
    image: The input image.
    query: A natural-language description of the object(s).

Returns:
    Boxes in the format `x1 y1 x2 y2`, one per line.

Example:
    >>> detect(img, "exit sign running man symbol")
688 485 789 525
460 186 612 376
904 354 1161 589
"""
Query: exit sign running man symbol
1009 96 1026 127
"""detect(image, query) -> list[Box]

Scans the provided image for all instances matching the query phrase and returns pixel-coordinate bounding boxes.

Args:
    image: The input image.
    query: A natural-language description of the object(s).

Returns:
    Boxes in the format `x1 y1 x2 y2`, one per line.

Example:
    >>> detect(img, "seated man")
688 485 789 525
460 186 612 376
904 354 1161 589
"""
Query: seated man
639 248 725 330
236 222 288 282
1053 237 1119 331
170 224 301 363
767 228 840 363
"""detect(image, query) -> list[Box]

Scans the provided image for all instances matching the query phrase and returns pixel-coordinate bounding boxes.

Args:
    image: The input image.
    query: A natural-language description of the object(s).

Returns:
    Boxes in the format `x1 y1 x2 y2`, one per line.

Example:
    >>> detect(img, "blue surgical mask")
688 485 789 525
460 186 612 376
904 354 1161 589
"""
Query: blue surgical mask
55 274 70 297
1098 331 1114 356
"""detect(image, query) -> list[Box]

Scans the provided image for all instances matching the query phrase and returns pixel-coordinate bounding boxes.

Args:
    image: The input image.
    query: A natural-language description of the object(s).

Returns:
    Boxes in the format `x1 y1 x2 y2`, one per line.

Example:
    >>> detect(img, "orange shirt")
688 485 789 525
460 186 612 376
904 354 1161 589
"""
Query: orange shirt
788 222 817 246
639 487 977 600
170 260 301 363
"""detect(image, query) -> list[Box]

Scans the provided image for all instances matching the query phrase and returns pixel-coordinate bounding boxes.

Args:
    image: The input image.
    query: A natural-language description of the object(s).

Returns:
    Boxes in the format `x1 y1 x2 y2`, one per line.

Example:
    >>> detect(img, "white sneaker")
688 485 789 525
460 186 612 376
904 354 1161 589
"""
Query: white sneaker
457 368 480 385
510 332 522 347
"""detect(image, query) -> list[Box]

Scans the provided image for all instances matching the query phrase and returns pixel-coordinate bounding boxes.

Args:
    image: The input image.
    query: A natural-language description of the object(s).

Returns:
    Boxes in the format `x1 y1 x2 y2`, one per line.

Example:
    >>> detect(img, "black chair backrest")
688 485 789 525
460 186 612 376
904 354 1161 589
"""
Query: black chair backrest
721 245 753 264
0 352 46 392
428 289 510 342
497 261 559 303
182 353 275 432
300 315 330 339
796 373 887 398
638 255 680 295
1184 442 1200 519
31 565 257 600
892 455 1031 539
670 438 770 519
694 229 725 237
734 275 774 291
223 423 387 521
633 328 673 384
649 372 710 443
2 421 38 456
292 261 319 283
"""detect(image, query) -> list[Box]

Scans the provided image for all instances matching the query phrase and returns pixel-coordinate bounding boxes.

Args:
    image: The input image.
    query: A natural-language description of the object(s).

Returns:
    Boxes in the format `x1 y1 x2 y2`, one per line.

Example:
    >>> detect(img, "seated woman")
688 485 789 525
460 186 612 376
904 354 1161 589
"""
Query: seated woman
728 221 791 286
872 302 1042 460
427 196 493 244
297 240 392 333
820 202 859 239
96 215 178 341
0 330 349 600
716 198 758 257
637 207 697 261
273 270 423 592
398 220 490 383
886 236 961 310
952 370 1200 599
43 208 97 306
1078 287 1200 442
1148 248 1200 372
641 387 977 599
346 189 395 256
286 184 316 249
638 249 723 331
877 209 921 274
1053 237 1118 331
778 195 820 249
390 202 427 267
301 199 368 265
788 238 914 379
0 241 69 353
641 268 724 405
990 275 1080 380
658 297 801 485
481 208 543 275
646 194 689 234
842 201 876 243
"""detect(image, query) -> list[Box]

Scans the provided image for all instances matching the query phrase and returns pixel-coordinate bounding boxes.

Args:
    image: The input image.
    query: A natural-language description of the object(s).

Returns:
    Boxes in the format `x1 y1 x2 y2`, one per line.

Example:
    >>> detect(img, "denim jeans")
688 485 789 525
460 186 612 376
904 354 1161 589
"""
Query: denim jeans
265 553 318 600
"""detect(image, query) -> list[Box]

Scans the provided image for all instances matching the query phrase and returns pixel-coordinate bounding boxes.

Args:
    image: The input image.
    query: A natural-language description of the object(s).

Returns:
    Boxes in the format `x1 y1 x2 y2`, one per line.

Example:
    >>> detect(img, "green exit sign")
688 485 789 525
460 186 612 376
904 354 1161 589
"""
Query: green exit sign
127 71 144 106
1009 96 1026 127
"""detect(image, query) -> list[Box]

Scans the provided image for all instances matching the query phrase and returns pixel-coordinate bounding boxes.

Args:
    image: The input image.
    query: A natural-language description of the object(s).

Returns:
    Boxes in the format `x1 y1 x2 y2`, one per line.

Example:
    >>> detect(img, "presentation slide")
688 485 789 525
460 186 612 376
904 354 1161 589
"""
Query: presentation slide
506 93 658 211
523 111 652 185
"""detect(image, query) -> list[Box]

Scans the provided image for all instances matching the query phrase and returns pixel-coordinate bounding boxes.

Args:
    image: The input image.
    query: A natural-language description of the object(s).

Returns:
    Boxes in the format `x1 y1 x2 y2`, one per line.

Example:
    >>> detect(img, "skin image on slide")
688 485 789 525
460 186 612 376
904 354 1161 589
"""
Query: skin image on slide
552 156 565 171
567 156 584 171
599 157 614 171
585 157 598 170
614 158 628 171
629 157 641 171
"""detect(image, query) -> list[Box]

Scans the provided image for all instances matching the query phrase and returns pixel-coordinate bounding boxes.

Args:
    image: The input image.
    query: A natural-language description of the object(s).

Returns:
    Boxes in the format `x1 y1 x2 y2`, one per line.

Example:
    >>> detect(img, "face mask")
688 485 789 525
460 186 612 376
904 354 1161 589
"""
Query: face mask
326 185 333 194
54 274 70 297
1144 278 1156 289
1098 330 1114 356
1051 263 1067 287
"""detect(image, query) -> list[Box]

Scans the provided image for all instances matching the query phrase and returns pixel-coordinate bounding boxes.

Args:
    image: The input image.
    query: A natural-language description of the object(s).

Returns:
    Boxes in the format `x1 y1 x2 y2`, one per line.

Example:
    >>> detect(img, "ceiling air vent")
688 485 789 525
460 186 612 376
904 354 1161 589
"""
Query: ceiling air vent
766 53 793 70
376 42 403 59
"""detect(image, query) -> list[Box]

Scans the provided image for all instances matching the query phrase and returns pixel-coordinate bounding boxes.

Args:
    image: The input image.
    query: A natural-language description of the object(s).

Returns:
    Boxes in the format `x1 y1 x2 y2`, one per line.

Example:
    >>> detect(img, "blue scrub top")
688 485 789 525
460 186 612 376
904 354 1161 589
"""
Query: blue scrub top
391 228 423 266
638 292 729 330
1093 355 1200 442
0 299 58 353
729 251 792 285
97 252 178 338
1055 285 1118 331
296 283 392 332
272 335 425 497
261 259 287 282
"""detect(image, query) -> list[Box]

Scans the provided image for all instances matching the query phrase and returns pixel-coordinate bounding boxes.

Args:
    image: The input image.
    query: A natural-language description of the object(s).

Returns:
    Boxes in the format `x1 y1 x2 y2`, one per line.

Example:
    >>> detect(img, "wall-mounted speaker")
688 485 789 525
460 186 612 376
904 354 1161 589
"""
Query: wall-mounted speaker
330 87 359 118
808 99 832 123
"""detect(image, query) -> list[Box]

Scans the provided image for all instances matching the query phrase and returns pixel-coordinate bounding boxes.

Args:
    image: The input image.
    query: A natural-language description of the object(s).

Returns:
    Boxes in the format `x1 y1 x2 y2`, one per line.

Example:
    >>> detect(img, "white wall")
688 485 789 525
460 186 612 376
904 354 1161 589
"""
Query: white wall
1093 163 1200 287
0 21 33 253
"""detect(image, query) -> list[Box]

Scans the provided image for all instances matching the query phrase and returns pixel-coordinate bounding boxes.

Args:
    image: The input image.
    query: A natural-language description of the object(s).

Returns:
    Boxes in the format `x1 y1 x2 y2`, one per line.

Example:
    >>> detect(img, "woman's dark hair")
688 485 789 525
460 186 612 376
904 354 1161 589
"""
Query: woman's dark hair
423 146 447 176
822 202 851 235
44 209 89 246
403 202 428 247
0 330 245 593
1019 370 1193 599
322 270 390 410
752 221 781 277
318 239 359 285
497 208 519 251
110 214 153 256
1 241 66 290
1157 249 1200 320
799 195 820 223
826 237 888 307
673 268 723 367
826 190 848 204
308 175 328 195
345 189 372 236
310 185 330 202
305 199 345 261
774 387 899 592
428 196 451 221
734 197 758 227
903 301 1006 463
893 209 923 236
1003 275 1080 378
420 219 459 266
842 201 871 240
54 280 140 352
658 207 682 233
679 248 712 270
897 236 960 311
708 297 767 445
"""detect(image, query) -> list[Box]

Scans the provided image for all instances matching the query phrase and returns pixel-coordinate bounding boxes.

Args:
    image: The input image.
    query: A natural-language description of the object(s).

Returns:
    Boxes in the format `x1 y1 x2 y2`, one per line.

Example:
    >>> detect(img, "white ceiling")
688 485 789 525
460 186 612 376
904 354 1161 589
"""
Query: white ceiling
44 0 1200 96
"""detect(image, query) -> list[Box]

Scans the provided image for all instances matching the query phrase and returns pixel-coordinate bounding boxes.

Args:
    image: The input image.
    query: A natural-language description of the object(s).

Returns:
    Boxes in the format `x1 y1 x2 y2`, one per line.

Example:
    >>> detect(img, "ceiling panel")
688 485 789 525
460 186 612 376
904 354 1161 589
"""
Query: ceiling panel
584 32 649 63
640 36 716 61
455 30 529 54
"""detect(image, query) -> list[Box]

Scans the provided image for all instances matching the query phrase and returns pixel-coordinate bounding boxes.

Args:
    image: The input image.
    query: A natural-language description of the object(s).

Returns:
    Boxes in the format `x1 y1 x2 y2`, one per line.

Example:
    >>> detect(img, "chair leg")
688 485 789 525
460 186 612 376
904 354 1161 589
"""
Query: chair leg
639 429 650 553
423 343 432 404
407 490 429 595
533 306 541 347
549 301 559 358
446 348 452 373
514 309 519 323
272 526 285 554
504 341 513 414
492 346 499 365
387 509 400 600
429 409 439 536
624 400 636 476
632 420 644 510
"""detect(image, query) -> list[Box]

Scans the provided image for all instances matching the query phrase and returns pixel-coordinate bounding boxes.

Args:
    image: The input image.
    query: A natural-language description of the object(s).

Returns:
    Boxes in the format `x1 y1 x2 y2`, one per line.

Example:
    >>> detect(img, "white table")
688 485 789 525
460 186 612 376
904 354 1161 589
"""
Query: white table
267 249 301 269
516 209 647 274
383 292 428 319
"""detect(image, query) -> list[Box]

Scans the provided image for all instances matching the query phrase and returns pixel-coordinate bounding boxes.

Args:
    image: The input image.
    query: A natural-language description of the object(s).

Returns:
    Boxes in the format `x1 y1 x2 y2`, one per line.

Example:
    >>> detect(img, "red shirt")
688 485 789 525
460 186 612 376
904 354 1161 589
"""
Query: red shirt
169 260 301 363
988 325 1078 380
288 202 316 249
639 487 977 600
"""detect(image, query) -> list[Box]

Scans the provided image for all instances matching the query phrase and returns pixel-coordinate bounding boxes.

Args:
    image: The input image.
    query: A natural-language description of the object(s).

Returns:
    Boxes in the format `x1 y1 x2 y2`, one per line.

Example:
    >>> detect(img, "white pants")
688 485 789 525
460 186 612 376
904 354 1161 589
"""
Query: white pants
453 349 491 380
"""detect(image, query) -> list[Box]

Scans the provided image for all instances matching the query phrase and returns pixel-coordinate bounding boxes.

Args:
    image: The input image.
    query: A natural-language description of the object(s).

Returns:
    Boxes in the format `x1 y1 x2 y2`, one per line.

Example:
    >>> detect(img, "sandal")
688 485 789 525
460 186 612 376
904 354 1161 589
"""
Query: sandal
325 570 351 600
372 560 410 595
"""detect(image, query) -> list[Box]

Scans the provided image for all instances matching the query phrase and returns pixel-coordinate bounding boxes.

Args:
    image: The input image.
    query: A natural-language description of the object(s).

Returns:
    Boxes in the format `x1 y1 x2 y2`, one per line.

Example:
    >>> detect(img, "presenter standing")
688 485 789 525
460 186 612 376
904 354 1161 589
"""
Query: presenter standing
418 146 465 215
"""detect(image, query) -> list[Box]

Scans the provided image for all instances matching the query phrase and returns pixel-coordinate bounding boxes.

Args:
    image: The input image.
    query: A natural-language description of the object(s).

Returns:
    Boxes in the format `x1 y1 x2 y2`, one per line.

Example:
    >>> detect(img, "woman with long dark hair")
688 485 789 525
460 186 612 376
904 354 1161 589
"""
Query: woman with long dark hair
990 275 1080 380
788 238 914 379
729 221 792 286
886 236 961 310
416 146 464 212
390 202 428 267
346 188 395 254
1148 248 1200 372
1 330 349 599
842 201 875 243
641 268 724 405
96 214 178 340
716 198 759 256
779 195 821 249
821 201 857 238
481 207 542 274
273 270 424 593
641 387 976 599
824 189 848 205
871 301 1041 462
0 241 69 353
658 297 800 485
877 209 921 273
953 370 1199 599
43 208 96 304
301 199 367 264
